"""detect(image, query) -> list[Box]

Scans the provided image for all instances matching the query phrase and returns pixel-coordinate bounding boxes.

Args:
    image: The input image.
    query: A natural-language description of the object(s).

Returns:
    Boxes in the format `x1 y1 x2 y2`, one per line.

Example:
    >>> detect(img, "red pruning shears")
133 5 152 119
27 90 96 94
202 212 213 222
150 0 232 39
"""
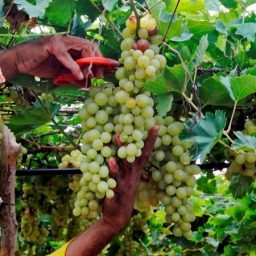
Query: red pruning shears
53 57 119 86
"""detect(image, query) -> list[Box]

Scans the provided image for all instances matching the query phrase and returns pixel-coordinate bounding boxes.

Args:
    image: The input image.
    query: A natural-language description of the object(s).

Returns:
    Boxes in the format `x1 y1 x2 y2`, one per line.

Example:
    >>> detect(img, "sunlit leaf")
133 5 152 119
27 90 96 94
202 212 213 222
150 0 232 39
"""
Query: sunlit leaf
180 111 227 163
101 0 118 11
193 35 209 67
232 131 256 152
15 0 52 18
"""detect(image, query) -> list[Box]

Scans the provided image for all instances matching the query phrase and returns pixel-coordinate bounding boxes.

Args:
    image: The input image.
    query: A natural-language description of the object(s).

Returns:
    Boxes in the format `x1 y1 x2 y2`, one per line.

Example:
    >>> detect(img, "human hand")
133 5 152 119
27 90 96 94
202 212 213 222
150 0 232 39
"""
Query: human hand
102 126 159 232
13 35 103 82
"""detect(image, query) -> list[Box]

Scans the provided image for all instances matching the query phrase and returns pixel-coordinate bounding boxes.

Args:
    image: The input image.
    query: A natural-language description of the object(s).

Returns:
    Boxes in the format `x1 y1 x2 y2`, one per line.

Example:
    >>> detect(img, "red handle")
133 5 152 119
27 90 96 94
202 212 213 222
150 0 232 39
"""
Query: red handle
53 57 119 86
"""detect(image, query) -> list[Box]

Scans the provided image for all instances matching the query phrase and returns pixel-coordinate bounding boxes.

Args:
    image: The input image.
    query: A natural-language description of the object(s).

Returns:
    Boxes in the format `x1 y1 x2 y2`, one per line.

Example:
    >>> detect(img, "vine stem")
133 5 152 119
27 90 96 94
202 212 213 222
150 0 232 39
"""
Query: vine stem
0 32 66 37
90 1 123 38
129 0 141 36
225 101 237 135
162 0 181 42
182 92 204 118
162 42 194 85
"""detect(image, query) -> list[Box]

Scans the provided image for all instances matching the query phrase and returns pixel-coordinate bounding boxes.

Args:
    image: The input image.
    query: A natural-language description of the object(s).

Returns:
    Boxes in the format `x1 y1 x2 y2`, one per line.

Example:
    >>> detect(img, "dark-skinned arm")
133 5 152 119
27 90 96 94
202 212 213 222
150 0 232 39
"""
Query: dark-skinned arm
0 35 104 83
66 126 159 256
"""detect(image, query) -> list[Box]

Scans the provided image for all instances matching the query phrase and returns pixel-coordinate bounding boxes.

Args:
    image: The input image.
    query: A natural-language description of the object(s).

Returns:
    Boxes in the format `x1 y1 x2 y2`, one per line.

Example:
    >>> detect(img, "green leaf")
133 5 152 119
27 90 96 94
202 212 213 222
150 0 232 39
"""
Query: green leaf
45 0 73 26
143 72 169 95
71 14 91 37
171 31 193 42
101 0 118 11
143 65 186 95
215 35 227 52
232 131 256 152
193 35 209 67
156 94 173 117
164 0 205 14
235 23 256 42
187 19 214 36
229 75 256 102
14 0 52 18
219 0 238 8
199 75 233 106
229 174 253 199
8 101 60 134
205 0 220 12
75 0 99 22
165 64 186 93
159 16 186 40
180 111 227 163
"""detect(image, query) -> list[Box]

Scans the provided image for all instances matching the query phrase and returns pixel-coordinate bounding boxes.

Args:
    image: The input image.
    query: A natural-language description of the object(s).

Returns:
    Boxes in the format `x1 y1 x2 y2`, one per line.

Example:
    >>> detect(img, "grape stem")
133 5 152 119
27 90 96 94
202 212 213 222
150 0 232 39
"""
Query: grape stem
129 0 141 37
89 1 123 38
162 42 194 85
225 101 238 135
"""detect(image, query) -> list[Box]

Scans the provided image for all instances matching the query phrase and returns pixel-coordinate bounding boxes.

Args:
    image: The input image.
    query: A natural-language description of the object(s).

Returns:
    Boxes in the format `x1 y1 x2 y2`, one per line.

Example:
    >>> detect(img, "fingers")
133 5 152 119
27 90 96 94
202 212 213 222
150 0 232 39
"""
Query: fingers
114 133 123 148
55 50 84 80
136 126 159 168
108 157 119 178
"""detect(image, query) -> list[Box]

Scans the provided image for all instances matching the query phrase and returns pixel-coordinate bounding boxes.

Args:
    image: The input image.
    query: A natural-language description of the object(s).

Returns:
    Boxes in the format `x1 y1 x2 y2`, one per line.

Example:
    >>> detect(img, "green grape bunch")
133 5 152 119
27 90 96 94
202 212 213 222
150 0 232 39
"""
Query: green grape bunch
58 13 200 240
226 119 256 180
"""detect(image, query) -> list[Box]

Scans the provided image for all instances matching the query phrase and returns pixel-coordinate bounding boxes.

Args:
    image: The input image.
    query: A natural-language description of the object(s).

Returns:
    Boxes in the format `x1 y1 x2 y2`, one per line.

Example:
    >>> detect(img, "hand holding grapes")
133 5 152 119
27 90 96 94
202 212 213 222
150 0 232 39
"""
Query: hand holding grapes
66 126 158 256
102 126 159 229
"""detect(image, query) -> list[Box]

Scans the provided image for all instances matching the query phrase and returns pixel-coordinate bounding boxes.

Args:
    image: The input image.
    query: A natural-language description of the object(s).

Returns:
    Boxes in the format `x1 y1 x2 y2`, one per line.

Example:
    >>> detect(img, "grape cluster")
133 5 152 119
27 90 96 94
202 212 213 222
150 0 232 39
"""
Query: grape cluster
59 149 85 168
65 13 167 219
226 119 256 179
135 115 200 238
114 13 166 162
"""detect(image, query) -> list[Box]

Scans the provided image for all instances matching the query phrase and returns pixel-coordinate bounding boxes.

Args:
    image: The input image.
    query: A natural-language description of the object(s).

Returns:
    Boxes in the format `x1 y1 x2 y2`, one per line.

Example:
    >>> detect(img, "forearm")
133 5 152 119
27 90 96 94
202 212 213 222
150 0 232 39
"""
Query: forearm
0 49 18 80
66 218 121 256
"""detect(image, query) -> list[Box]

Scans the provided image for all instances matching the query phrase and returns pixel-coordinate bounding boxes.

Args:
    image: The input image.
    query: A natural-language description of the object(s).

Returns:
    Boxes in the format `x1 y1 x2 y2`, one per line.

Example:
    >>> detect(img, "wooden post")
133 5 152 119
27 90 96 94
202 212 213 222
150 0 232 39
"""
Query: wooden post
0 123 21 256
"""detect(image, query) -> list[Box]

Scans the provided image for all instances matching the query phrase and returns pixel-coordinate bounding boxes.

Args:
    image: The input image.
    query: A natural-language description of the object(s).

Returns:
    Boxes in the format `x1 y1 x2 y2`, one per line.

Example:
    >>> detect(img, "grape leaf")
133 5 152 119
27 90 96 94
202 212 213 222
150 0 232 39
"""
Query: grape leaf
199 75 233 106
71 14 91 38
171 31 193 42
156 94 173 117
143 65 186 95
193 35 209 67
219 0 237 8
75 0 99 22
143 72 169 94
45 0 73 26
8 101 60 134
164 0 205 14
180 111 227 163
230 75 256 102
235 23 256 42
229 174 253 199
205 0 220 12
101 0 118 11
232 131 256 152
14 0 52 18
221 75 256 102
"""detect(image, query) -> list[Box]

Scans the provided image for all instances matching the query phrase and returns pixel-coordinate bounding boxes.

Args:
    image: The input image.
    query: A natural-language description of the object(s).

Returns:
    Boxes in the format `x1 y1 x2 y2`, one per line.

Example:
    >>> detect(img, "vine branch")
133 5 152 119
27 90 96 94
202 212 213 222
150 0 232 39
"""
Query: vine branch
163 0 181 42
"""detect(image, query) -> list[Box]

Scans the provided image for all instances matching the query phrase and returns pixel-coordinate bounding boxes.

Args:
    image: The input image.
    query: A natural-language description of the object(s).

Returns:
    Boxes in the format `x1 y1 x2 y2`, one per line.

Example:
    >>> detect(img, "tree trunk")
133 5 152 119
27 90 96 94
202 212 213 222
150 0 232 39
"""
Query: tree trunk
0 124 20 256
